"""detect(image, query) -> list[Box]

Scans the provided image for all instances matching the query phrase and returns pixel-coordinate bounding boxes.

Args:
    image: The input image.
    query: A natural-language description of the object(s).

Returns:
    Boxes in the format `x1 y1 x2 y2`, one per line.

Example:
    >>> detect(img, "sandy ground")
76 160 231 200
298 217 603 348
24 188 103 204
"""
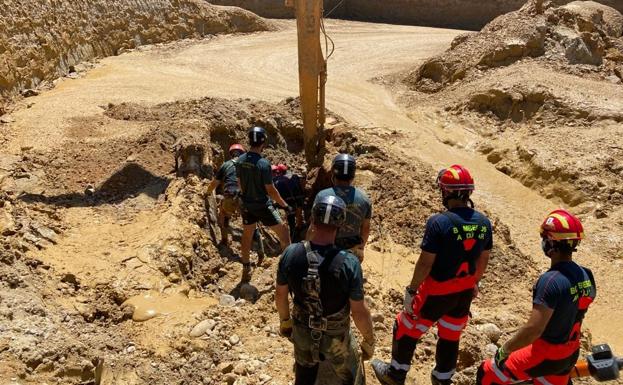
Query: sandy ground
1 19 622 384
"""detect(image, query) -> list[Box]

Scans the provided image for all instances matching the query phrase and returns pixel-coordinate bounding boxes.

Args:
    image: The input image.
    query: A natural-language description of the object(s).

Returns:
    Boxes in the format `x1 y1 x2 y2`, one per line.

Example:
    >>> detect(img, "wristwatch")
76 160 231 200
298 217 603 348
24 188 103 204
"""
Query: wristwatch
406 286 417 295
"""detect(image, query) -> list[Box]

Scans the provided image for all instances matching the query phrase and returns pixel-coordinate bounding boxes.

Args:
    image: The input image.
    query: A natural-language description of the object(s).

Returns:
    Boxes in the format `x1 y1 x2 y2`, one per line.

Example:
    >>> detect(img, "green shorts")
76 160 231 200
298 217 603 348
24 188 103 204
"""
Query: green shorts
291 322 360 383
241 204 282 226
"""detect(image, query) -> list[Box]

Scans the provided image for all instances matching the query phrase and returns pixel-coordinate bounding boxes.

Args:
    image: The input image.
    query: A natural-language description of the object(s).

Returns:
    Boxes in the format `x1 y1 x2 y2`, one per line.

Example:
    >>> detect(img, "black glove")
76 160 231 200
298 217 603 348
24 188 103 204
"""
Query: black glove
495 346 509 369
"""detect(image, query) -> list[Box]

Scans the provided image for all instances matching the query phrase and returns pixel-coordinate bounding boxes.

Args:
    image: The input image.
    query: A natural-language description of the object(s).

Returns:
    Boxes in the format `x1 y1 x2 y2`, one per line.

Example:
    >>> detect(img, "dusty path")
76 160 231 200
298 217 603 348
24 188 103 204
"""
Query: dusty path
4 18 621 360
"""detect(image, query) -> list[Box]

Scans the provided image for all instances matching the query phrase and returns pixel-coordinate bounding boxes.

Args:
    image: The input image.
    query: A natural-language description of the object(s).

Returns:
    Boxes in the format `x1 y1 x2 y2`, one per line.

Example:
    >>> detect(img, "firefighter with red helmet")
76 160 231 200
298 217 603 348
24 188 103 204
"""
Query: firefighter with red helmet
272 163 306 241
207 143 246 246
476 209 596 385
372 165 493 385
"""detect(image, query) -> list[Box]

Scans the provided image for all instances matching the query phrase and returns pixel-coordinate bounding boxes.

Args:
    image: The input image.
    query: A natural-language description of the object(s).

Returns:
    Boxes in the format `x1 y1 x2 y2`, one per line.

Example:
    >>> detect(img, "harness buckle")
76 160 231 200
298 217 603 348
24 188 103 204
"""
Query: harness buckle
309 316 328 331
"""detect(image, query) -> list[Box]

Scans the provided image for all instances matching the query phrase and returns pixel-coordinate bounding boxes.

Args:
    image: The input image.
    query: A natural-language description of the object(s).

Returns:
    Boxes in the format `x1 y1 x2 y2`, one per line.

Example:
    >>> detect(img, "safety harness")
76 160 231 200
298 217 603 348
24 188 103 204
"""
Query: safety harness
295 241 350 362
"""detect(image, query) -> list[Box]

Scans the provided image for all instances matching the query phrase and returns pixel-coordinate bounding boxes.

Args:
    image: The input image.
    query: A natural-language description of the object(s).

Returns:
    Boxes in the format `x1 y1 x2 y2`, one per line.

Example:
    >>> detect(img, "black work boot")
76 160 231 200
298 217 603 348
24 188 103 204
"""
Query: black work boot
371 359 404 385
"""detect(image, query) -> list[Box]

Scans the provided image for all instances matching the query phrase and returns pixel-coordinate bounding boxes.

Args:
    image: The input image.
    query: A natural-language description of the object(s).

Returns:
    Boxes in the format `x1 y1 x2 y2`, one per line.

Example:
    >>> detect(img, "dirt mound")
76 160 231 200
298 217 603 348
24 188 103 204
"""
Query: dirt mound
406 0 623 93
395 0 623 214
0 0 272 112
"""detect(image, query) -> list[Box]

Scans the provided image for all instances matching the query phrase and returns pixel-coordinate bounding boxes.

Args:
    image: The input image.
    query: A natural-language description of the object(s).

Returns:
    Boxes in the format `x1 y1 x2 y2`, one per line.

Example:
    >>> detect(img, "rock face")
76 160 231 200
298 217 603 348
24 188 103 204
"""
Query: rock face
209 0 623 30
0 0 272 105
405 0 623 92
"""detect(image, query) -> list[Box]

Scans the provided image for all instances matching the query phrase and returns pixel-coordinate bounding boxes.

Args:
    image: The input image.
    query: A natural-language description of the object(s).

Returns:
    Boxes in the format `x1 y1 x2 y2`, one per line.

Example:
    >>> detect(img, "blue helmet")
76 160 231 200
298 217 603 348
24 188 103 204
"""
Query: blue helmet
331 154 356 181
312 195 346 227
248 126 267 146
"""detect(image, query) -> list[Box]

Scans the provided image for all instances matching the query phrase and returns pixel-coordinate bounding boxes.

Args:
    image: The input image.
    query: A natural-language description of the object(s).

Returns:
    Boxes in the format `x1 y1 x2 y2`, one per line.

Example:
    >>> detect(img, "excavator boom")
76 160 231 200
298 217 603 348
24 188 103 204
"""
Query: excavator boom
286 0 327 167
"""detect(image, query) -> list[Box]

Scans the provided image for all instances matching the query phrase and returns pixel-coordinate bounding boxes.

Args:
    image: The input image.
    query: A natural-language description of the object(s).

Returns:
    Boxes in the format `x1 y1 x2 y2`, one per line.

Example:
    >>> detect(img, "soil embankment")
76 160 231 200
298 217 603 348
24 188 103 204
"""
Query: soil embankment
209 0 623 29
0 0 272 113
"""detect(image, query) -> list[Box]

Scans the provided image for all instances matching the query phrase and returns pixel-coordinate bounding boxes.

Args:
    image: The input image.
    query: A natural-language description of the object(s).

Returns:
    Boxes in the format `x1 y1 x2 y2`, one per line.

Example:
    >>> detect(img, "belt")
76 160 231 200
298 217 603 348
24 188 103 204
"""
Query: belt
292 307 350 332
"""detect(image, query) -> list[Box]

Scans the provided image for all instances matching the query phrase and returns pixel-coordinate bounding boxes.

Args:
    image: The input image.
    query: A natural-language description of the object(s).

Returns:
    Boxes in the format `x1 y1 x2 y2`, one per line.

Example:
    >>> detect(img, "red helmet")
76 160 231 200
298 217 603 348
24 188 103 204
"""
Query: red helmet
540 209 585 241
229 143 245 156
272 163 287 176
437 165 475 192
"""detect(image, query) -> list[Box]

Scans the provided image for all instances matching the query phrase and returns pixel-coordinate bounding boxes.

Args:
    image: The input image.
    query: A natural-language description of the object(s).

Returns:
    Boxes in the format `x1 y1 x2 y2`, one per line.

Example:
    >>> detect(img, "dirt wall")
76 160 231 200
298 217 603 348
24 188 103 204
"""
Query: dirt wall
0 0 271 109
208 0 623 29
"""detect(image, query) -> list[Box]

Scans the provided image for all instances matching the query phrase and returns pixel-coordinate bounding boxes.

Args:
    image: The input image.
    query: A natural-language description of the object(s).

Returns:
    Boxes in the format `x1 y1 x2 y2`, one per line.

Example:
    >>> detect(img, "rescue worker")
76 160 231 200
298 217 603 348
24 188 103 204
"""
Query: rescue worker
476 209 596 385
372 165 493 385
313 154 371 262
236 126 291 281
207 143 245 246
272 163 305 242
276 195 375 385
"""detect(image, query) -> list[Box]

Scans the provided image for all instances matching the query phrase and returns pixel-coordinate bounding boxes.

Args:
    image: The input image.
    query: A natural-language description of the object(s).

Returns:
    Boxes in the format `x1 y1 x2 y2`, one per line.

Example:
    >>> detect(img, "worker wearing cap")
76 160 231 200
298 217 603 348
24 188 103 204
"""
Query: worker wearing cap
372 165 493 385
312 154 371 262
207 143 246 246
276 195 375 385
236 126 291 282
272 163 305 242
477 209 596 385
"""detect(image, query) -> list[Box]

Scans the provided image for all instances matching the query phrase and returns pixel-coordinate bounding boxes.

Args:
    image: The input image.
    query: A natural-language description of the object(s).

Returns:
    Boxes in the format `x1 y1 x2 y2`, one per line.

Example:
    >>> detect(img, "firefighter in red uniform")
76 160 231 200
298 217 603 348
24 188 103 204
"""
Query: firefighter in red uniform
477 209 596 385
372 165 493 385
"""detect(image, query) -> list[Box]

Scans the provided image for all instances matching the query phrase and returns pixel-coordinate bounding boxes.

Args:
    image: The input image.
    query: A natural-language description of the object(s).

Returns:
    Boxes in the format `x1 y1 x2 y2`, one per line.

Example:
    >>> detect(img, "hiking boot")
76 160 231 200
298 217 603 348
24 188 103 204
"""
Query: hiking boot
371 359 403 385
241 263 253 283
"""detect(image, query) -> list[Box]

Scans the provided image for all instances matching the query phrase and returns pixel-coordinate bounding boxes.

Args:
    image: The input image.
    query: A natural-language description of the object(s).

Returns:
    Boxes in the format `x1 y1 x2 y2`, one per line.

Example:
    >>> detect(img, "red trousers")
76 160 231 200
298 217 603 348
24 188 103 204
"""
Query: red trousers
477 338 580 385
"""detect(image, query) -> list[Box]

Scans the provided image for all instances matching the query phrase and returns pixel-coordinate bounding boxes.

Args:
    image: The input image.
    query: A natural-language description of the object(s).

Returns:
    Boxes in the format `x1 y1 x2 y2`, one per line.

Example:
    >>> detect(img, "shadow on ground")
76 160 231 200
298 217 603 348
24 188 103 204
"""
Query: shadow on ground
19 163 170 207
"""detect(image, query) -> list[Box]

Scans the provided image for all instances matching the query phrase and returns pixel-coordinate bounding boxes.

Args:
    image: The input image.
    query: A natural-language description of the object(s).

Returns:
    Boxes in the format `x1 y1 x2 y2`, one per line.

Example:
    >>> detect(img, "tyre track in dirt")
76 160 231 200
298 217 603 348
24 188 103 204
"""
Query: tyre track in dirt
3 18 621 364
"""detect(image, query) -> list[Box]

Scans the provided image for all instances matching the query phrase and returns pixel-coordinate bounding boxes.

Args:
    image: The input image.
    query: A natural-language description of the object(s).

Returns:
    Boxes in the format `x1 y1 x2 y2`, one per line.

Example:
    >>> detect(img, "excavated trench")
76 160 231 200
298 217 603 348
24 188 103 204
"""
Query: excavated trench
0 95 544 384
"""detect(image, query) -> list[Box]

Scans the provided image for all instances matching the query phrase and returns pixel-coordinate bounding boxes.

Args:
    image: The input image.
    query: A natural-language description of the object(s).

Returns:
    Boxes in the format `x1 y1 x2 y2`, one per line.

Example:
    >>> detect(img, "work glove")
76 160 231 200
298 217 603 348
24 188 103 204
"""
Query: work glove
279 318 293 339
494 346 509 370
360 338 375 361
403 287 417 316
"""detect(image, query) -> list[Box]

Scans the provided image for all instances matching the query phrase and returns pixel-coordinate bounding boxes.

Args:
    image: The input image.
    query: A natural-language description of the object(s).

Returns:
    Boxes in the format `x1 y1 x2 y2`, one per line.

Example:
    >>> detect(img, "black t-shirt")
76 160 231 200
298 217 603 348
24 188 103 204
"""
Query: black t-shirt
421 207 493 282
215 159 239 194
277 242 364 316
235 151 273 208
273 174 304 208
533 261 596 344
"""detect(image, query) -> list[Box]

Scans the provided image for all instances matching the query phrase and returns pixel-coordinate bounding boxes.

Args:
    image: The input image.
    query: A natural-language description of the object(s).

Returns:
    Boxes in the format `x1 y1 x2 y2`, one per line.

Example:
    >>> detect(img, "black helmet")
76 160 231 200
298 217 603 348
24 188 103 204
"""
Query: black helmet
248 126 267 146
331 154 356 181
312 195 346 227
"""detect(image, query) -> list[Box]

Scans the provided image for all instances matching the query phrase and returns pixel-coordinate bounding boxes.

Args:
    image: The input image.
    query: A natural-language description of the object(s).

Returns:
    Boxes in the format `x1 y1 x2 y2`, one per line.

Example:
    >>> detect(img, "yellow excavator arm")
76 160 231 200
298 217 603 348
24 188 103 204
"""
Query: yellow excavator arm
286 0 327 167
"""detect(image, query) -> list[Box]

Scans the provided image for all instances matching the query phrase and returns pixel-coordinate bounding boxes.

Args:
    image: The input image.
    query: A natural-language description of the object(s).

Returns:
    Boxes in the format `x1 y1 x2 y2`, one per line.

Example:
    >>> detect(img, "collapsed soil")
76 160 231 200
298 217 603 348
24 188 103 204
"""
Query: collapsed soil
1 6 622 385
1 96 541 385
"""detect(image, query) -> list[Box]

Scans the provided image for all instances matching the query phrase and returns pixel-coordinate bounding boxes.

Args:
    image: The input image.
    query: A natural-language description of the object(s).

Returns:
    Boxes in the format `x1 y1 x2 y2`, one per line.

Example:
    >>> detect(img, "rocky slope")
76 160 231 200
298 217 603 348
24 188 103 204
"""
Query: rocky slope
0 0 272 114
397 0 623 223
